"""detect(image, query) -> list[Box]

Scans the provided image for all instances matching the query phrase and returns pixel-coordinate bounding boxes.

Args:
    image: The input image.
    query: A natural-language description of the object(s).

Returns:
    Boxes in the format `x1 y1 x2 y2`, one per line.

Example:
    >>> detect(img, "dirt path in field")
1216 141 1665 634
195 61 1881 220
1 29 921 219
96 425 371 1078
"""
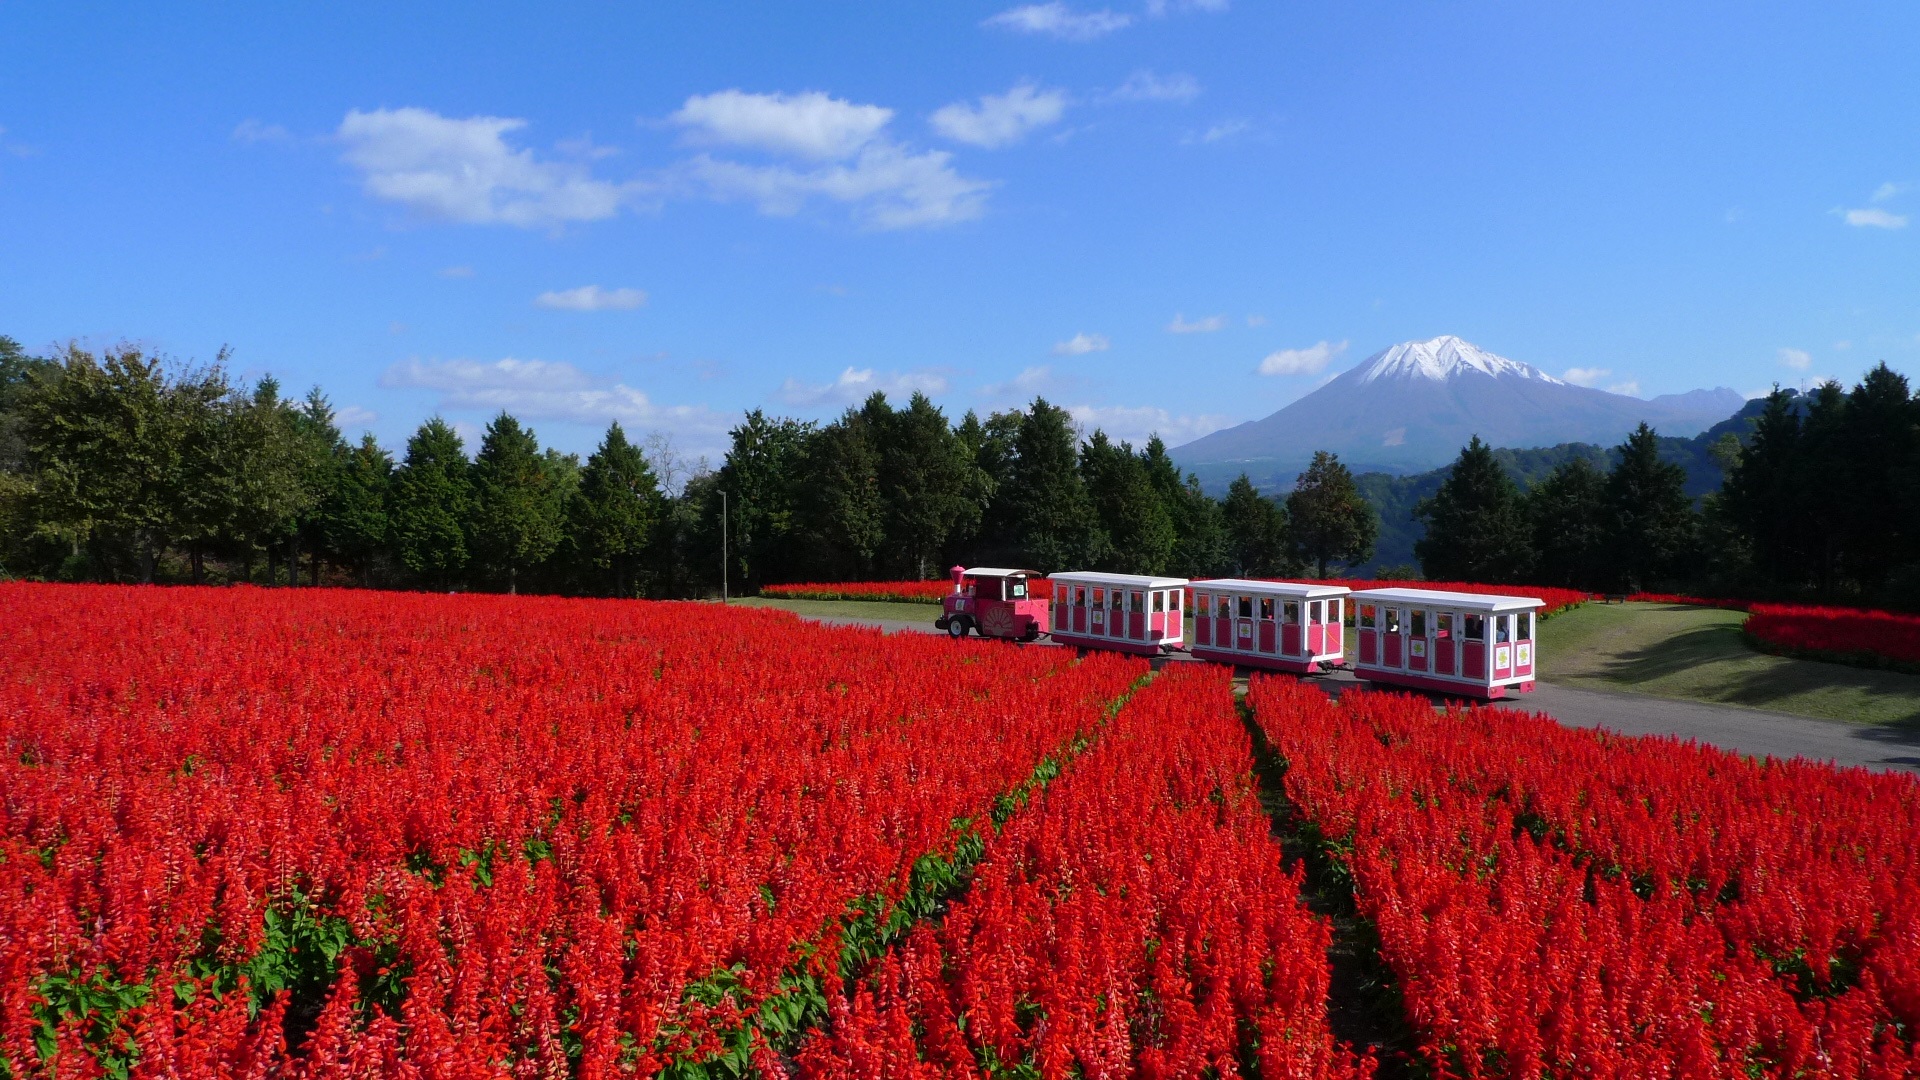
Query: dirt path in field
776 605 1920 775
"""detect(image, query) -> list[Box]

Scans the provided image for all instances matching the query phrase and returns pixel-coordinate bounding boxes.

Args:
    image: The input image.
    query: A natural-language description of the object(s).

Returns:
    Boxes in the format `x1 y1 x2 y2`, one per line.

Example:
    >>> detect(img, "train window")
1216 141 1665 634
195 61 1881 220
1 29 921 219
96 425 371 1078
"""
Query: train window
1411 609 1427 637
1385 608 1401 634
1358 604 1376 629
1233 595 1249 619
1283 601 1299 624
1075 586 1086 606
1437 613 1454 639
1518 612 1533 639
1216 596 1230 619
1009 579 1027 599
1260 597 1275 620
1194 591 1208 612
1093 587 1105 607
1308 600 1321 624
1130 591 1143 612
1496 615 1512 644
1152 591 1165 613
1463 614 1485 641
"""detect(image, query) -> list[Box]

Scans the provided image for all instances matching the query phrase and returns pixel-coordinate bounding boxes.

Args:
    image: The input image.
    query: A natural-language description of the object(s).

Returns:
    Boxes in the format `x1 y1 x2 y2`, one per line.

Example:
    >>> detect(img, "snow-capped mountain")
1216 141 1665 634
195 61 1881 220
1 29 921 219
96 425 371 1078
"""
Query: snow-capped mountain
1173 335 1745 482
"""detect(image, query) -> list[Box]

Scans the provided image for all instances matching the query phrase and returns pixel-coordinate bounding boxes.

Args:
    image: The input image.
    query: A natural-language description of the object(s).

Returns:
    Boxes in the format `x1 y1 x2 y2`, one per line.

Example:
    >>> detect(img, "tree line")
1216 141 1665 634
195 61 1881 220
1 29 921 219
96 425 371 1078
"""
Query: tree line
8 336 1914 607
0 338 1379 594
1413 363 1920 606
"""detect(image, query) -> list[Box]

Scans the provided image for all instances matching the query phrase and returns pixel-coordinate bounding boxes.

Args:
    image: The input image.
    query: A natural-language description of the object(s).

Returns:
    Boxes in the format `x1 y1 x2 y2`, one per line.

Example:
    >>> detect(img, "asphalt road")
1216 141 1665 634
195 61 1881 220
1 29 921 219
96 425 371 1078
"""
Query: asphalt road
793 610 1920 776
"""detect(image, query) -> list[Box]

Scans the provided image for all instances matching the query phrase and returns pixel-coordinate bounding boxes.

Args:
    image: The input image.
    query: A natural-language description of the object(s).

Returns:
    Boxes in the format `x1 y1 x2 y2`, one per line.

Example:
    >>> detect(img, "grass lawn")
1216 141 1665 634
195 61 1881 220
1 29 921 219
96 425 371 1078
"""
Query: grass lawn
1539 601 1920 726
732 596 945 624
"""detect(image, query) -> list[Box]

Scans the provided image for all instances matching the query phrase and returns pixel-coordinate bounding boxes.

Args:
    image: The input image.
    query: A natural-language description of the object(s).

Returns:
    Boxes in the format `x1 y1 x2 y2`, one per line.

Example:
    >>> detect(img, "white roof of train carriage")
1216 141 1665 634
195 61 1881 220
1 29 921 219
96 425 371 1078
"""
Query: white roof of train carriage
1048 571 1190 589
1349 587 1544 613
1190 579 1351 599
960 567 1042 577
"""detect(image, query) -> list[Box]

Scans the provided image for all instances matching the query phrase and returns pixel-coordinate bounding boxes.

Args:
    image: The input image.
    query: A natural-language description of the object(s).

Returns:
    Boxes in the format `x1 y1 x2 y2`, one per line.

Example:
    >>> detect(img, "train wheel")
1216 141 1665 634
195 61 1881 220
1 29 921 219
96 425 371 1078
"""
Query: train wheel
947 617 969 639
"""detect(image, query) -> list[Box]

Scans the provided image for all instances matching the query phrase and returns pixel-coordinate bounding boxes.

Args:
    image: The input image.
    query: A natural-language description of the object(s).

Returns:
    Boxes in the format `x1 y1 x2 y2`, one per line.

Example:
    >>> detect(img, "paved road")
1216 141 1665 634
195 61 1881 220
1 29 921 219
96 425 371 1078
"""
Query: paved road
791 610 1920 775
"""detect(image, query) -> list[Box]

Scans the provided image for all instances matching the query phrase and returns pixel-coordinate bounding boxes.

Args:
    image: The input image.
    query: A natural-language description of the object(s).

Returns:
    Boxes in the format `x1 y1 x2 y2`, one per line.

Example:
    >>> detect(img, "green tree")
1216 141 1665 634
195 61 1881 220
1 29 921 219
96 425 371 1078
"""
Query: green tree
717 410 814 589
388 417 473 587
793 410 885 579
469 413 563 593
1080 431 1176 574
565 421 661 596
1720 388 1806 588
1526 455 1608 589
1142 436 1226 577
1004 398 1098 570
1221 474 1290 577
1286 451 1377 578
1414 436 1535 582
1839 364 1919 590
870 392 981 578
1603 423 1697 592
318 433 393 585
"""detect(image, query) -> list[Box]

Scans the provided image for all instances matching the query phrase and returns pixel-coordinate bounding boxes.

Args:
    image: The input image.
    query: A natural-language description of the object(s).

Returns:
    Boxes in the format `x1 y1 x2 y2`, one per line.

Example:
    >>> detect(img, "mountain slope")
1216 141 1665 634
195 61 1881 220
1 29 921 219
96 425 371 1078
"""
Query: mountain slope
1174 336 1745 484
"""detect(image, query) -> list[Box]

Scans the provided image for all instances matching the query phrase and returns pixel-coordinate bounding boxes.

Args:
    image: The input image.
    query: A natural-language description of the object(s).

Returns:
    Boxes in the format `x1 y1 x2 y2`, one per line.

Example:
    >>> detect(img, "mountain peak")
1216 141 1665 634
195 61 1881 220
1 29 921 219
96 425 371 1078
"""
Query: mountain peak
1353 335 1566 387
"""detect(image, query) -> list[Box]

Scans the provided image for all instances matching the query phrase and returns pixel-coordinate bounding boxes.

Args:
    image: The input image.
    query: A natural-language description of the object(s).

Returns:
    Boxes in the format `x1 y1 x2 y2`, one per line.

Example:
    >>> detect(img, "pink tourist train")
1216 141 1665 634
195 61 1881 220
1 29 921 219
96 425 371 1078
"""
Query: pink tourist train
1348 587 1542 699
1186 579 1350 673
1046 572 1189 655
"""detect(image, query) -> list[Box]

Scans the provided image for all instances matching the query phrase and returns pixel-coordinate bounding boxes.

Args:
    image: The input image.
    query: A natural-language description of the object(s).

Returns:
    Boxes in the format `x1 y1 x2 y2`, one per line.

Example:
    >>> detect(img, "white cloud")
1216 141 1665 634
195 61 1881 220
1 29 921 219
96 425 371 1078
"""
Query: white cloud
671 90 893 161
1184 119 1251 145
1606 380 1642 397
334 405 379 429
438 265 475 279
1778 347 1812 370
1145 0 1229 13
930 84 1069 149
1562 366 1611 387
381 356 729 436
981 365 1065 402
1052 332 1111 356
1066 404 1232 446
1245 314 1268 327
776 366 950 408
1107 70 1201 103
1843 207 1908 229
1258 339 1346 376
983 2 1132 40
1873 181 1909 202
535 285 648 311
1167 313 1226 334
337 107 635 227
232 119 291 143
684 142 990 229
1833 340 1852 351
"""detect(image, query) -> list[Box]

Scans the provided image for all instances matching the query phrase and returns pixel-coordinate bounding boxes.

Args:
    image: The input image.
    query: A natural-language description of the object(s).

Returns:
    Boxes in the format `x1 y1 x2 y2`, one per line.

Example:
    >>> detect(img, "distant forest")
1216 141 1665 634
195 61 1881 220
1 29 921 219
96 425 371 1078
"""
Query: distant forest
4 335 1918 608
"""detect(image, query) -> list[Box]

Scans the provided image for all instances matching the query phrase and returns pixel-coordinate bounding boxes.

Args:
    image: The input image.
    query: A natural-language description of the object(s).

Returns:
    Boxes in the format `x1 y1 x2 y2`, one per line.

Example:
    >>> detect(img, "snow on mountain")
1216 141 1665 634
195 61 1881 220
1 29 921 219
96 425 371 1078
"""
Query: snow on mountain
1353 335 1566 386
1172 335 1746 485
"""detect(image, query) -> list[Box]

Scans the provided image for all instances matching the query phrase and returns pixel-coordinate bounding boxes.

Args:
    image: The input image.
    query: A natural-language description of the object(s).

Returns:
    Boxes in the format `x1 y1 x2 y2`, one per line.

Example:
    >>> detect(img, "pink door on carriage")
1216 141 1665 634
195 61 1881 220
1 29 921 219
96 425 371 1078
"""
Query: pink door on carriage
1281 601 1302 656
1128 591 1146 640
1357 604 1377 664
1381 607 1404 667
1192 593 1211 646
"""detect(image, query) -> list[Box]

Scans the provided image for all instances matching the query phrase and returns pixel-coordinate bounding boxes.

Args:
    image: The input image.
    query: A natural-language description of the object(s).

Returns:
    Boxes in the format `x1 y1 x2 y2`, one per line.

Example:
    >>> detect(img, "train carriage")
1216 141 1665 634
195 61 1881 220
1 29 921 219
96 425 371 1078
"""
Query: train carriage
1187 579 1349 673
1349 587 1542 699
1047 572 1189 655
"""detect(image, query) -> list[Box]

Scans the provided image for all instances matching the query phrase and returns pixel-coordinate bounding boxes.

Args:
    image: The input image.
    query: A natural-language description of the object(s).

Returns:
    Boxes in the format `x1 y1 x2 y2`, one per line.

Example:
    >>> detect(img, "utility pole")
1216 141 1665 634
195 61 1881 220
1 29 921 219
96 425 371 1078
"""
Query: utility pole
720 490 728 604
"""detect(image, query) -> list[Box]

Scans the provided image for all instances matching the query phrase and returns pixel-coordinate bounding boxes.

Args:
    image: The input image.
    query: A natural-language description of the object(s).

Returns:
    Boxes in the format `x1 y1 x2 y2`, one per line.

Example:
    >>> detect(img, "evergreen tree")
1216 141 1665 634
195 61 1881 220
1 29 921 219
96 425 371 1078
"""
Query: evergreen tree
566 421 660 597
1839 364 1919 590
1603 423 1697 592
388 417 473 587
1415 436 1535 582
1527 455 1608 589
870 392 980 578
319 433 393 585
1080 431 1176 574
1004 399 1097 570
1286 451 1377 577
793 409 885 580
1142 436 1226 577
1720 388 1806 588
717 410 814 588
470 413 564 593
1221 474 1289 576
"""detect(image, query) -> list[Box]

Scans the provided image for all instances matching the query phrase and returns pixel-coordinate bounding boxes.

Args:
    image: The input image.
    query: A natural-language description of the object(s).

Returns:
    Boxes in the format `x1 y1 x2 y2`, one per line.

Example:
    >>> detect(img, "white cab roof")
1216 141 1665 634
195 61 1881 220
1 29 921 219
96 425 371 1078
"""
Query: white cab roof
1190 578 1351 599
1350 586 1544 612
962 567 1040 578
1048 571 1190 589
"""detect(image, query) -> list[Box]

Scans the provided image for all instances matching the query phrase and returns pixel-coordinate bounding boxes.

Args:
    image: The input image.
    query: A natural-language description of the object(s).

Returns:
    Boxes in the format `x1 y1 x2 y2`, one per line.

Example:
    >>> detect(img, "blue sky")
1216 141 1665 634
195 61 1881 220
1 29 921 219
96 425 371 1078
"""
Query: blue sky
2 2 1915 466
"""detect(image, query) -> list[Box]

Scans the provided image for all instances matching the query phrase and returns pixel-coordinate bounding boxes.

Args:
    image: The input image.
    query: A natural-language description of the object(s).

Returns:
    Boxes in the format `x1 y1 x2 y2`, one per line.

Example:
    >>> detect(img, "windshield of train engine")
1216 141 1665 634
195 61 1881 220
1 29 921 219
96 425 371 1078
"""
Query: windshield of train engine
1008 579 1027 598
